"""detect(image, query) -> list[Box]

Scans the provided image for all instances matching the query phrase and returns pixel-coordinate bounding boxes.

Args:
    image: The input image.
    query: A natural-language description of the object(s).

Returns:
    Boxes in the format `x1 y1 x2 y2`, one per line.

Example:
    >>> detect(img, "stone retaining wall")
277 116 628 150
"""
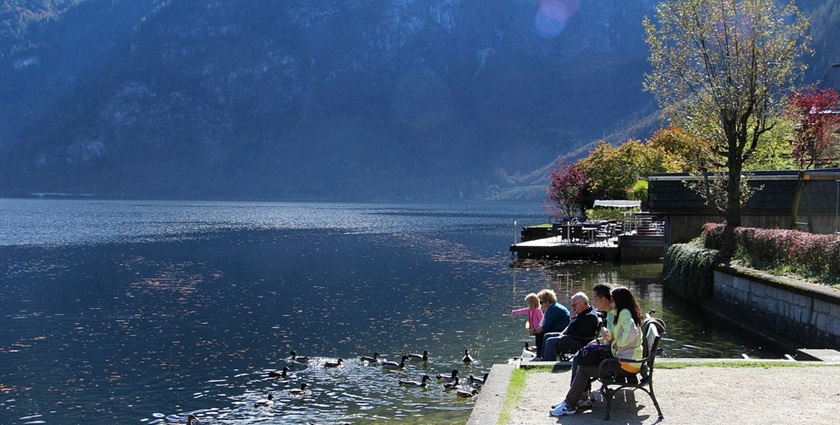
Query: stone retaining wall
619 235 664 262
713 265 840 349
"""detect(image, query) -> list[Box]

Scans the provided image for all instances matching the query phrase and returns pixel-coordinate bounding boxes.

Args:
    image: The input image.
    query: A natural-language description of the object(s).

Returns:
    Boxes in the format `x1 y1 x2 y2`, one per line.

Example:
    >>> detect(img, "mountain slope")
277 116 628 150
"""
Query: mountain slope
1 0 834 201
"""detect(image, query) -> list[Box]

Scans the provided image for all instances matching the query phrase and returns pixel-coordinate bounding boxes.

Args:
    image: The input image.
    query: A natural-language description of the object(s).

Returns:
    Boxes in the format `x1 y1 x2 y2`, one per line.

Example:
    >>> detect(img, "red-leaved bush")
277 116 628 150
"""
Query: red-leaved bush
829 239 840 277
701 223 840 281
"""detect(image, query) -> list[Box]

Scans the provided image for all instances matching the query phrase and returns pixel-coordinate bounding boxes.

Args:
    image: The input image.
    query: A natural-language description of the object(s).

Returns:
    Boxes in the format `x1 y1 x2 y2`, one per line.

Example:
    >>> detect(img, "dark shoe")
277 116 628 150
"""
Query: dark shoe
577 398 593 411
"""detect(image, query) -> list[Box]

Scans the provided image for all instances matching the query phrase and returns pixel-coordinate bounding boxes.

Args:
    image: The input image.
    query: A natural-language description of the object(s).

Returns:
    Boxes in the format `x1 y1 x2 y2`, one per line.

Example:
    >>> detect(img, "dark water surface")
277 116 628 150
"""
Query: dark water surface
0 200 787 424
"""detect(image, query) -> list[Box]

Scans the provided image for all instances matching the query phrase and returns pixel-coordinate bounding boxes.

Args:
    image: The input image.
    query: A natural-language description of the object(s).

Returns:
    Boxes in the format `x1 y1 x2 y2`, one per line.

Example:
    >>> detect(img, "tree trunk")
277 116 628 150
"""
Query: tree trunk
722 156 742 259
725 156 742 228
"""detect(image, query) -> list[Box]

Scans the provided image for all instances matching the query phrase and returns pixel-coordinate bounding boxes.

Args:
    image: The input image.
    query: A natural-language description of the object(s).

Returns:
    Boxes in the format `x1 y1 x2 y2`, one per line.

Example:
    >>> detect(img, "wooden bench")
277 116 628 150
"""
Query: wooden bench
596 317 665 420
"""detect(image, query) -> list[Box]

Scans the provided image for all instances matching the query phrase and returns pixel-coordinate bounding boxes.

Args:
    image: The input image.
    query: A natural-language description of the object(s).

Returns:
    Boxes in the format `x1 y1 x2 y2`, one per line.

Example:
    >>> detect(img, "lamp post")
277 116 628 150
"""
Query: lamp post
836 180 839 234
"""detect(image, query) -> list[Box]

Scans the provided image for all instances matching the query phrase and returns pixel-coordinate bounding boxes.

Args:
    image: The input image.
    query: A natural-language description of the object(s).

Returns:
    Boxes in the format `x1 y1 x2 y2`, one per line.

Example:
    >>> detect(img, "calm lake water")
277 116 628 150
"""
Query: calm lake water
0 199 786 424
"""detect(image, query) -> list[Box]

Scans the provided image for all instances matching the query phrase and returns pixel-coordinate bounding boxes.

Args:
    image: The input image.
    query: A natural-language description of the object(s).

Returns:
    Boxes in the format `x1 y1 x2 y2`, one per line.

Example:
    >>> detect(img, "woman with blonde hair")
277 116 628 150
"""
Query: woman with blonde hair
532 289 570 361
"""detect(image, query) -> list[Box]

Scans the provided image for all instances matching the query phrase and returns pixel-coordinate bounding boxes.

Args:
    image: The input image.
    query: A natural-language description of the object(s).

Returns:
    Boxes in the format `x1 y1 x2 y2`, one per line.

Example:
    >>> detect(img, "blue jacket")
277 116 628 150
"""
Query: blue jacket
540 302 570 333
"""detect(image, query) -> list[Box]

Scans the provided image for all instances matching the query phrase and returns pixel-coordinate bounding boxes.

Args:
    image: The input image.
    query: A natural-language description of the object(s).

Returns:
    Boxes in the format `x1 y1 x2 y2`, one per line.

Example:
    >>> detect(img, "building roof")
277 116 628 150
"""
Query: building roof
820 63 840 92
647 169 840 215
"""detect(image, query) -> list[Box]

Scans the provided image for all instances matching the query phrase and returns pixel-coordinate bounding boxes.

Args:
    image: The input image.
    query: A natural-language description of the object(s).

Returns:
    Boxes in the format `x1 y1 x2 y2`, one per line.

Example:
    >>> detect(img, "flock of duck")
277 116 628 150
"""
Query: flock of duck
173 348 488 424
258 348 489 404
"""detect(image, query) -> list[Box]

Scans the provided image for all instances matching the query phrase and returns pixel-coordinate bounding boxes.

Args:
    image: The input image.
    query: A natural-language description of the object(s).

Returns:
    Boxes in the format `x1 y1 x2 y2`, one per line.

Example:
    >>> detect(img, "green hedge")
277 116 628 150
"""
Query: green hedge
701 223 840 286
662 241 721 301
585 206 639 221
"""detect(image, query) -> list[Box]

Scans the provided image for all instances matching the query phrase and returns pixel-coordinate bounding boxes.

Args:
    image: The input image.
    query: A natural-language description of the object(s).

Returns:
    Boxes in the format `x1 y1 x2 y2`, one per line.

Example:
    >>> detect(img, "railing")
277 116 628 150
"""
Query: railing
622 212 665 236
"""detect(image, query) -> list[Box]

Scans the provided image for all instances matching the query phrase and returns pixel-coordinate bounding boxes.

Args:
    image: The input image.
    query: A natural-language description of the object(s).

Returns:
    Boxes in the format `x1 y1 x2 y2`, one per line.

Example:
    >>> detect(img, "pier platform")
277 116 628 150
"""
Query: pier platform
509 235 620 260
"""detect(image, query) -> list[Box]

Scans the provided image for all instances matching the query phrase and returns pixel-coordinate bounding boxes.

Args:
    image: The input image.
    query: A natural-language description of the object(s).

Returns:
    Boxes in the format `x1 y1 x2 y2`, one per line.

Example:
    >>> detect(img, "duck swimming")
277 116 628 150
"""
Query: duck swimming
324 358 344 368
469 373 489 388
456 388 479 398
360 352 380 363
399 375 431 387
443 377 460 390
254 393 274 407
289 383 308 396
381 355 409 370
407 350 429 361
268 366 289 378
436 369 459 383
462 349 474 364
289 350 309 363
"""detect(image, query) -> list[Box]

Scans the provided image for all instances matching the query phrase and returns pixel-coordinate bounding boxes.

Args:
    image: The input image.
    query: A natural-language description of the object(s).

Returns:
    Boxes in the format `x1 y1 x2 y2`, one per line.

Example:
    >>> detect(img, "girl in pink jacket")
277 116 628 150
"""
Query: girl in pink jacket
511 293 544 344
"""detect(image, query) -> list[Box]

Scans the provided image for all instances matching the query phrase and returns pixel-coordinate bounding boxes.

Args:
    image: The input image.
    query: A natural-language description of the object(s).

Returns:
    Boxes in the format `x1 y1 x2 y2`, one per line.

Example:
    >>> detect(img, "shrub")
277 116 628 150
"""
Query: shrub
701 223 725 249
701 223 840 285
829 239 840 277
628 180 649 202
663 242 720 301
585 206 638 221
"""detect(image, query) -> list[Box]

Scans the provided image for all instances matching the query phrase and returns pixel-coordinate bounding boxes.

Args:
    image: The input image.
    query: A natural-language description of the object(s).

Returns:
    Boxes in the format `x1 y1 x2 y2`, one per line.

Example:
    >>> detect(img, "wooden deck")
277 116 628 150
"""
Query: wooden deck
510 233 665 262
509 235 620 260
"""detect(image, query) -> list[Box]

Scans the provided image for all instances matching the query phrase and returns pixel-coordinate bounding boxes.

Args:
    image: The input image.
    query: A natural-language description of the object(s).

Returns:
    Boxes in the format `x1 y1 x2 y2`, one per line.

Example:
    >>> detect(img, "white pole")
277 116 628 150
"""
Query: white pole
513 220 517 244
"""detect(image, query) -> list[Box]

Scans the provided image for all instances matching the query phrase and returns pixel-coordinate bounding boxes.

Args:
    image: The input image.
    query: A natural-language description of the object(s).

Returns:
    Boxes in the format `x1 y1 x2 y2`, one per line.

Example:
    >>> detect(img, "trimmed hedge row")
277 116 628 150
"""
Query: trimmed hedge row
701 223 840 285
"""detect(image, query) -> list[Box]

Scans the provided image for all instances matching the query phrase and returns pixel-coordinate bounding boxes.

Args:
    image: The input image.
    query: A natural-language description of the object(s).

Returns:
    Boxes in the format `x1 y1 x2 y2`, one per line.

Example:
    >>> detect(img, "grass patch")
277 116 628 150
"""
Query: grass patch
499 366 558 425
498 368 527 425
525 223 553 229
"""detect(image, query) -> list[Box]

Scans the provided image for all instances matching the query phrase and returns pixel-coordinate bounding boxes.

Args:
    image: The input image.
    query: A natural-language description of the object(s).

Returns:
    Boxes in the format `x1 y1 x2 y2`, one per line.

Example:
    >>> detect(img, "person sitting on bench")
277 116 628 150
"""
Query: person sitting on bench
549 286 643 416
541 292 600 361
531 289 571 360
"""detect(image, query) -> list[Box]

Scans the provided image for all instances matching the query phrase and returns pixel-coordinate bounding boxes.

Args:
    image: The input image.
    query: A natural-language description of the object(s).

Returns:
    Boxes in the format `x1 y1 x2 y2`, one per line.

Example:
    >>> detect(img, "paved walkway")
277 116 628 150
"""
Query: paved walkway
469 362 840 424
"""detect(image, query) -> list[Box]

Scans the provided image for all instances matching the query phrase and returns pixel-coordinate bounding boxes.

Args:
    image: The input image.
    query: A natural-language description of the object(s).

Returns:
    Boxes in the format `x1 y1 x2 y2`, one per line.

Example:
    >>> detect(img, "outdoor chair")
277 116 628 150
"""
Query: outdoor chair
595 222 614 245
569 225 586 243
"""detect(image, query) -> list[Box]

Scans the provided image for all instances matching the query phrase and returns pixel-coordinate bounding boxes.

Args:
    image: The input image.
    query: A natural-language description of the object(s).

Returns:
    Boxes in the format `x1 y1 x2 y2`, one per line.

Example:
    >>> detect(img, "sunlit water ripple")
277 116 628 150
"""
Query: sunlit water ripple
0 199 788 424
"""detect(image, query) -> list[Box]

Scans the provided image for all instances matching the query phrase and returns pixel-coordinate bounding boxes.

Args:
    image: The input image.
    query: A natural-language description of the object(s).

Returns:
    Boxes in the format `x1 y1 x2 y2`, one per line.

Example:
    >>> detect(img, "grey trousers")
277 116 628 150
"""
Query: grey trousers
564 364 635 407
542 334 585 361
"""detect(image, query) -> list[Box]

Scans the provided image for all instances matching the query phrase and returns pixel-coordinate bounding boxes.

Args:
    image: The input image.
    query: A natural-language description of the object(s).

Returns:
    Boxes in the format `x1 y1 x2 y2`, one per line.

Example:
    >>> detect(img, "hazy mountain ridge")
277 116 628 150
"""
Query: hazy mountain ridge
0 0 835 201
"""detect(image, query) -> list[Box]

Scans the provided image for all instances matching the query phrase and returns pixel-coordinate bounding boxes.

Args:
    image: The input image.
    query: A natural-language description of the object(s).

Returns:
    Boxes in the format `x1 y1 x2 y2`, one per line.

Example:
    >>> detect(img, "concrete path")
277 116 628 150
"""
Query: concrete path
470 363 840 424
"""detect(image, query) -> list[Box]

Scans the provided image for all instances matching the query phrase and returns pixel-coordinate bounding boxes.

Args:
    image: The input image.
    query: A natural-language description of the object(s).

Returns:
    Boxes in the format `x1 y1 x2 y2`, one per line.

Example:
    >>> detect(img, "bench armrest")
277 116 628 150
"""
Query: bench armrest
597 355 648 383
597 358 625 383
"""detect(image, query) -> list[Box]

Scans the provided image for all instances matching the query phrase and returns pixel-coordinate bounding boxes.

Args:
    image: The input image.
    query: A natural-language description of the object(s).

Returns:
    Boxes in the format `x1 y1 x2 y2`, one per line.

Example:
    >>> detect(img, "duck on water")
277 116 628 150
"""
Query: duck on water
399 375 432 387
436 369 459 383
381 355 409 370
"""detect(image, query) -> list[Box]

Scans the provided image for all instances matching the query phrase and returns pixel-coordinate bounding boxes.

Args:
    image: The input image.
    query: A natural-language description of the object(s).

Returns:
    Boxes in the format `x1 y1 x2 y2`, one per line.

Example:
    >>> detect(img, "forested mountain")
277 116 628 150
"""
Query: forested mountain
0 0 837 201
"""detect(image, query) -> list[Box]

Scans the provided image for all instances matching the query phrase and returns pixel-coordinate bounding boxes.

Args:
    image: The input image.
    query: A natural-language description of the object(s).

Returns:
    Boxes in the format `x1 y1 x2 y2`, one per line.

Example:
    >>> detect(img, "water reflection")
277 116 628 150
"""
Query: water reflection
509 259 787 359
0 201 791 424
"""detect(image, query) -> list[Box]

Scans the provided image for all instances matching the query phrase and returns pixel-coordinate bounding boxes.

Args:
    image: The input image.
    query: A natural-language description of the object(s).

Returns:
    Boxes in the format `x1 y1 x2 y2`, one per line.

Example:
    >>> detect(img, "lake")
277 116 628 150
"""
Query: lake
0 199 786 424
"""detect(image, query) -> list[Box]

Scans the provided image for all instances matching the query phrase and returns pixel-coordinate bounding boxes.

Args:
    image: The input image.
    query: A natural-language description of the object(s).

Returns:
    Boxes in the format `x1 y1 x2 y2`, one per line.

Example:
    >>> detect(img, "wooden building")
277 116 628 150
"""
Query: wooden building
647 169 840 248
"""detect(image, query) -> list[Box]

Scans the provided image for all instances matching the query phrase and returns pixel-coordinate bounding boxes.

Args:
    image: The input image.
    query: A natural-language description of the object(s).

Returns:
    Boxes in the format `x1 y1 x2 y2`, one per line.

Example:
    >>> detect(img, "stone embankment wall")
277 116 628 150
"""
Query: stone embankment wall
713 265 840 350
619 234 664 262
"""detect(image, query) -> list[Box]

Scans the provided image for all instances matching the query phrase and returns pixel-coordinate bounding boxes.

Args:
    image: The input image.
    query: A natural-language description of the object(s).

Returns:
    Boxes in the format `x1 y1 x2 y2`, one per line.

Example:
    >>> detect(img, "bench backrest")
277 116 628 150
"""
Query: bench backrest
641 322 662 378
641 316 666 358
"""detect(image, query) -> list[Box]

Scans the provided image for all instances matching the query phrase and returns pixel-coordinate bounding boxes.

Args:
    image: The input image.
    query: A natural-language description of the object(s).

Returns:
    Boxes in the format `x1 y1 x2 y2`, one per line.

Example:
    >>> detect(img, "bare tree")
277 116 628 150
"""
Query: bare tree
644 0 810 226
